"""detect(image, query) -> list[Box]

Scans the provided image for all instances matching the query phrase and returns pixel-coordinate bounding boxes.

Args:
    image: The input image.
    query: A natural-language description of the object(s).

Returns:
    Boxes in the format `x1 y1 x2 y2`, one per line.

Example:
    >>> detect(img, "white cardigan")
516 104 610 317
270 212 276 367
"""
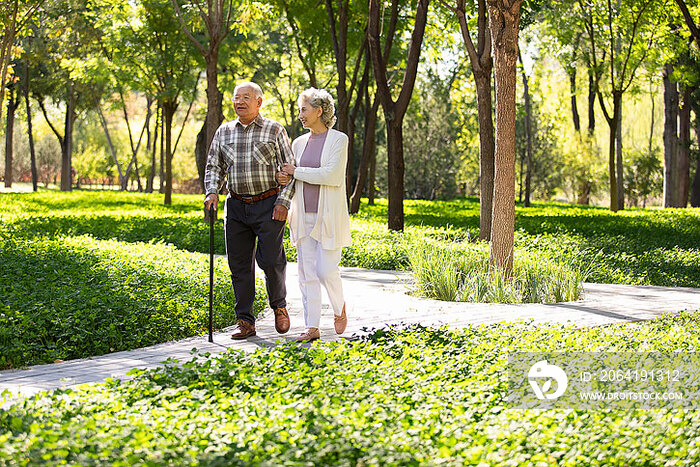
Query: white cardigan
288 129 352 250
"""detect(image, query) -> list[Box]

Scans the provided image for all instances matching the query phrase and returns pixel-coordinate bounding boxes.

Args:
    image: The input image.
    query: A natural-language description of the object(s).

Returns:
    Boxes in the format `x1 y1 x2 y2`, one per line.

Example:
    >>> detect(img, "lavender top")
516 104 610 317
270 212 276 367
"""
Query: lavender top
299 131 328 213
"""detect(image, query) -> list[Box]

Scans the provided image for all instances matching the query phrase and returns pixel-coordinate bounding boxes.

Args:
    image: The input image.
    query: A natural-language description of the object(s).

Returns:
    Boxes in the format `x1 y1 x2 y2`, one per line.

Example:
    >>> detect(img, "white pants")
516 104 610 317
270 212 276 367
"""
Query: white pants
297 213 345 328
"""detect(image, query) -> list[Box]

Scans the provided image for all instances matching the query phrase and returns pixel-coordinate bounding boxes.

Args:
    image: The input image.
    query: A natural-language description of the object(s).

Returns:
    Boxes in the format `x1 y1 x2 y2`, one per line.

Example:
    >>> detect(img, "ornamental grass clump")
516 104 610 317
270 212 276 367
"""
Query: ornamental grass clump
407 235 590 303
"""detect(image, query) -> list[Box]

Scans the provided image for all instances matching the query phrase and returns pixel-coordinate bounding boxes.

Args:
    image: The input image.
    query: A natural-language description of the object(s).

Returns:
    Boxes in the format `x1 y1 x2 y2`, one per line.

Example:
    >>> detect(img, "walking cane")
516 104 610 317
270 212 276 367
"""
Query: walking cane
206 204 217 343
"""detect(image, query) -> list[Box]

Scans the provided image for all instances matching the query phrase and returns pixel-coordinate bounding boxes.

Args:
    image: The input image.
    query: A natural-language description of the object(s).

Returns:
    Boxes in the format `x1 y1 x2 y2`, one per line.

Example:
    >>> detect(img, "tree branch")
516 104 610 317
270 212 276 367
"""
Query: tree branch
675 0 700 50
395 0 430 116
171 0 208 56
37 97 64 147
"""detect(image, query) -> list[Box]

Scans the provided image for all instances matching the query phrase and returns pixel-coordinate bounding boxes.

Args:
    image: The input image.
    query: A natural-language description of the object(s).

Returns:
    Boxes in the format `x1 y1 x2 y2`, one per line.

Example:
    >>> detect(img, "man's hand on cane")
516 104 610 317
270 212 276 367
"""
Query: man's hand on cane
204 193 219 211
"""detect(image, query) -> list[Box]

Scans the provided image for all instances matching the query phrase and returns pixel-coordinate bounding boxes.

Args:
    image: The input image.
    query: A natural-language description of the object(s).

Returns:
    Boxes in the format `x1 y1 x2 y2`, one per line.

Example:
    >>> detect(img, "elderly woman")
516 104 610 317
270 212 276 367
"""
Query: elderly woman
280 88 352 342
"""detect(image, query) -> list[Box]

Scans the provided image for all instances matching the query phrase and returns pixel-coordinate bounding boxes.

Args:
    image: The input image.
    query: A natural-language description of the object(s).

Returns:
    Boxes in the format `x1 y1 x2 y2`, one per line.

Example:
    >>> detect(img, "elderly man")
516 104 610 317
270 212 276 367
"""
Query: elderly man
204 81 295 339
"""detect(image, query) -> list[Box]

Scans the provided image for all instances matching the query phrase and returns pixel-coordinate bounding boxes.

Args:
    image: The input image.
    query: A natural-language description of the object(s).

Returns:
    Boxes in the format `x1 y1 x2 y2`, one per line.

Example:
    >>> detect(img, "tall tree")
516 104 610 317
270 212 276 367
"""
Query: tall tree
663 63 679 207
171 0 254 189
100 0 198 203
142 0 199 204
31 0 102 191
22 57 38 191
349 48 381 214
576 0 664 212
486 0 523 278
368 0 430 231
678 83 693 206
325 0 367 194
0 0 43 125
3 81 20 187
672 0 700 206
439 0 495 240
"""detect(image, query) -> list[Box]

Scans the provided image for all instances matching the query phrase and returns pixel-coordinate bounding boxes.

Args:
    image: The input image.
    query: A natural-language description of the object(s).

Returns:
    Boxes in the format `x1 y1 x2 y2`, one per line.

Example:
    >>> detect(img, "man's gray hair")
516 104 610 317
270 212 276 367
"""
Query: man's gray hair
298 87 336 128
234 81 263 99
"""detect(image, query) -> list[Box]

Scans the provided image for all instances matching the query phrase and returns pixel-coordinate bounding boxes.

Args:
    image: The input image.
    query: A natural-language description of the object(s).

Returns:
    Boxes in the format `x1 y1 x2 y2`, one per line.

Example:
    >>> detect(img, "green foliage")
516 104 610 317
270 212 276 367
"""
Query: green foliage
3 312 700 465
624 146 663 208
3 192 699 288
0 234 266 370
402 69 461 200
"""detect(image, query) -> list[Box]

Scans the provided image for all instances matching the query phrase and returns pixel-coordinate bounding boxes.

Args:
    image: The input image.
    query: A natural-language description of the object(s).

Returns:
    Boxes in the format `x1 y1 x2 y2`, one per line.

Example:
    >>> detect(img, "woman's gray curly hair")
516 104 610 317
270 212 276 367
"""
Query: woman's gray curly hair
298 87 337 128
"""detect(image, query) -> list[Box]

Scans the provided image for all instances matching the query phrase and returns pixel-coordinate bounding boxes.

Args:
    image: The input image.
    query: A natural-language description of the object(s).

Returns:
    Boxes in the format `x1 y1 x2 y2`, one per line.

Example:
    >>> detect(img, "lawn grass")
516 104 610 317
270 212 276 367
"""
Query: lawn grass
2 312 700 465
2 191 698 287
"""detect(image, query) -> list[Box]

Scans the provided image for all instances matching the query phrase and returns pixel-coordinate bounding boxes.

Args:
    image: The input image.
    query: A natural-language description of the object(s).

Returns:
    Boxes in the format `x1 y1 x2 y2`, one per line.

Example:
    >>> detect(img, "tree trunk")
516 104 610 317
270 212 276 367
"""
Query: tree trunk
205 49 222 149
326 0 349 137
60 82 76 192
24 61 38 191
0 2 18 128
518 148 523 202
678 84 692 207
368 145 377 205
487 0 523 278
587 69 596 135
386 118 405 230
159 110 165 194
616 104 624 210
691 117 700 207
4 87 18 188
605 92 621 212
663 63 679 208
147 104 160 193
649 79 655 157
163 101 177 205
350 91 379 214
345 61 369 198
569 70 581 132
97 106 127 190
198 88 224 191
519 50 532 207
475 71 495 240
614 0 623 211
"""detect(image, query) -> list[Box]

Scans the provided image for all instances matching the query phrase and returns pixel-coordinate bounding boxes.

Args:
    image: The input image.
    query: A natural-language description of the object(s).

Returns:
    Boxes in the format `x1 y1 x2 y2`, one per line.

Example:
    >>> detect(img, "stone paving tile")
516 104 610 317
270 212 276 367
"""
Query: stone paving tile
2 263 699 399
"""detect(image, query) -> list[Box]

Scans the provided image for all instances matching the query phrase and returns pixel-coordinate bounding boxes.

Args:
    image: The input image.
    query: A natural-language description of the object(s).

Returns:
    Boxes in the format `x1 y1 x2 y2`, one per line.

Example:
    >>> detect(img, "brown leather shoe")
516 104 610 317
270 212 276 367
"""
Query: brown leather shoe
231 320 256 340
334 303 347 335
296 328 320 342
274 307 290 334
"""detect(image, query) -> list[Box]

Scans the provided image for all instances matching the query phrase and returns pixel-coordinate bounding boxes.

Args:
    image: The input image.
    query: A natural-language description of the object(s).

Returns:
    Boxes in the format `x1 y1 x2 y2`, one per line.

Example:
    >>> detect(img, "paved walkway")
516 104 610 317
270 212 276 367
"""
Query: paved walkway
2 263 700 398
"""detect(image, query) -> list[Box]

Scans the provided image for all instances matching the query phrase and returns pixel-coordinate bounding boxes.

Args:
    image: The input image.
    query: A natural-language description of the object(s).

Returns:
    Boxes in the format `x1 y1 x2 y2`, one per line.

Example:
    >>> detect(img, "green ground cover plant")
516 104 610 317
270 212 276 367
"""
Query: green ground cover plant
0 235 266 370
2 311 700 466
3 192 698 287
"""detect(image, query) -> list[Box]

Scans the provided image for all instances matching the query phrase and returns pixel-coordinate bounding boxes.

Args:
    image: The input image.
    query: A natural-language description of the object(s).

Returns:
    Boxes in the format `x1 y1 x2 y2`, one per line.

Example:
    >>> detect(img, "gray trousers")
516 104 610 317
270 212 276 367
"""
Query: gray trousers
225 194 287 324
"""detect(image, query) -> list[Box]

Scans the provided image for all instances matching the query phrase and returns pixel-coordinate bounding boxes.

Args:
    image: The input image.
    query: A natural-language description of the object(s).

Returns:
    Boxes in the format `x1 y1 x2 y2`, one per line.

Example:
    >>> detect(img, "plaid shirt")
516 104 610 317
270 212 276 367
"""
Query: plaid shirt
204 114 295 209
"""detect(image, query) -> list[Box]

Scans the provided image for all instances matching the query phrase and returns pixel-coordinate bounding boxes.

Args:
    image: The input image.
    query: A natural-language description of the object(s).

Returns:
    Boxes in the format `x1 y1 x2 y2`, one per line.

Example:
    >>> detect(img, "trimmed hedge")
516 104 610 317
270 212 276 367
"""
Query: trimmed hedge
2 311 700 465
0 235 266 370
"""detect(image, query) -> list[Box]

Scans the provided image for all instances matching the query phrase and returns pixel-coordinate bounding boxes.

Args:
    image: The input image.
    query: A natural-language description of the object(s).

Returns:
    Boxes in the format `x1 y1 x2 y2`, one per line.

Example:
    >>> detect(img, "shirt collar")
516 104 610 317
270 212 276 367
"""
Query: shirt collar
234 114 265 128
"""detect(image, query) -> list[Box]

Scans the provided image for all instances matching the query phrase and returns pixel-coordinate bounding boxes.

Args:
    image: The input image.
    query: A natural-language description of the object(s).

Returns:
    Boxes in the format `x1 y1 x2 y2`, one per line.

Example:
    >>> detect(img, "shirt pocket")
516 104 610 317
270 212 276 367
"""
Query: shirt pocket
253 141 276 166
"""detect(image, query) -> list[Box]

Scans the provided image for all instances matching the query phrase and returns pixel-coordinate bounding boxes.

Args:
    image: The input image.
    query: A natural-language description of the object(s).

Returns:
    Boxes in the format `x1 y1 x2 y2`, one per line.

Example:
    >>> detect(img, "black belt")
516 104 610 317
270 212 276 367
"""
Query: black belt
230 186 280 203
